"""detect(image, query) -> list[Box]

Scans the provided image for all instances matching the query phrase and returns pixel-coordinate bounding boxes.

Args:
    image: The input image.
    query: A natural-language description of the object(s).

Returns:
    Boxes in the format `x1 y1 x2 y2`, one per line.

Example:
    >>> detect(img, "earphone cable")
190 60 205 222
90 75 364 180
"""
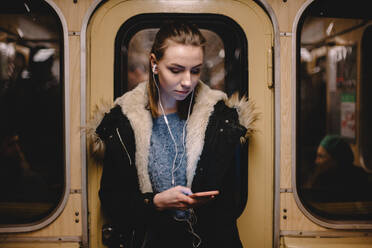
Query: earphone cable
153 73 179 186
153 71 201 248
173 208 201 248
172 89 194 174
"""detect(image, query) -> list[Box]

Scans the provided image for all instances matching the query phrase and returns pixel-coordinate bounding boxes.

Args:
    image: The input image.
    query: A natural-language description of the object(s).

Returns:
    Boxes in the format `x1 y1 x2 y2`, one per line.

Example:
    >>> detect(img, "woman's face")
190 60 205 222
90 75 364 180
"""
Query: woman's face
153 42 203 106
315 146 336 172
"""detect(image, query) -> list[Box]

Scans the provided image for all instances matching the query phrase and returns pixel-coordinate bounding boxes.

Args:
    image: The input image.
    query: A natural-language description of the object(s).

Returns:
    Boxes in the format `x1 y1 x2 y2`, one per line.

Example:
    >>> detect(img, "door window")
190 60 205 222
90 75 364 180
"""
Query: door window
297 0 372 223
0 0 65 226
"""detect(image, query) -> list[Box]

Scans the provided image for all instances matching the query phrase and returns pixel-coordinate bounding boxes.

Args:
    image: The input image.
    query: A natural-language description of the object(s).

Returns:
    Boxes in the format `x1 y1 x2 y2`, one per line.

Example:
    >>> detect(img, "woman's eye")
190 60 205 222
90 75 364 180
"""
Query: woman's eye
168 67 200 74
191 68 201 74
169 68 181 74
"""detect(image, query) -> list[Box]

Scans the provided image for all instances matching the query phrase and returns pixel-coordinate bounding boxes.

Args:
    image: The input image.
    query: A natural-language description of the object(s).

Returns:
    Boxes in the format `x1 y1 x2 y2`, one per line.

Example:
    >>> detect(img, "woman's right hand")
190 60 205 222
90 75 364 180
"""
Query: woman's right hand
153 186 196 211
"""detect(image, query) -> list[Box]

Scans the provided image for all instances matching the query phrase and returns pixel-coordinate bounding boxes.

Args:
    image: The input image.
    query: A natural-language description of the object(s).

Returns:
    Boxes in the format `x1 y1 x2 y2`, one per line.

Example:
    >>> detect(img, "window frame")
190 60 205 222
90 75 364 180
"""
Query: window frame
0 0 70 233
360 25 372 173
292 0 372 229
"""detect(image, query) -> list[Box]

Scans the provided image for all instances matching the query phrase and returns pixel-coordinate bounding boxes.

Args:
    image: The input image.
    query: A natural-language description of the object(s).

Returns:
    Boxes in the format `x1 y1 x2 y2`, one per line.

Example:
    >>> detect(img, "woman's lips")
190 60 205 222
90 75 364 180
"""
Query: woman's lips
175 90 189 95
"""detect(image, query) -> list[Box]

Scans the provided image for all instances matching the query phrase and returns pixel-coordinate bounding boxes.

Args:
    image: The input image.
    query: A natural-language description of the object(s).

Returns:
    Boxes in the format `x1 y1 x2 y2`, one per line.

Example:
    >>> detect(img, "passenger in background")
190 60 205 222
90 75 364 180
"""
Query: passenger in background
0 127 49 202
306 135 369 201
9 51 27 82
127 53 148 90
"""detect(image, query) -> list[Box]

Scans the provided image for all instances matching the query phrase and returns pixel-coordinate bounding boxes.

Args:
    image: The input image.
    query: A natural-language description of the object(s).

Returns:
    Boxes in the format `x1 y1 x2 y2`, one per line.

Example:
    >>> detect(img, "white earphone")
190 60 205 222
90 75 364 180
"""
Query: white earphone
152 64 157 73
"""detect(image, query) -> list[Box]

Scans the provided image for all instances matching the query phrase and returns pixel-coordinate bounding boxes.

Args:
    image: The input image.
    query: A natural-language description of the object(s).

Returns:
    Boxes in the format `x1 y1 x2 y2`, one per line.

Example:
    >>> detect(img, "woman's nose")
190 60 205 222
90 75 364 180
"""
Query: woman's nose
181 71 192 87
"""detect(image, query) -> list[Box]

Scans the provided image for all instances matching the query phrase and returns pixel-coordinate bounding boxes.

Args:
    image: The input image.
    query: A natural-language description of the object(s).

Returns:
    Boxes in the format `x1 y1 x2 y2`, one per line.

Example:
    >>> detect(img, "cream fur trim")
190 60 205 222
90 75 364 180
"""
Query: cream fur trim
115 83 153 193
225 92 258 143
85 101 113 163
185 81 226 187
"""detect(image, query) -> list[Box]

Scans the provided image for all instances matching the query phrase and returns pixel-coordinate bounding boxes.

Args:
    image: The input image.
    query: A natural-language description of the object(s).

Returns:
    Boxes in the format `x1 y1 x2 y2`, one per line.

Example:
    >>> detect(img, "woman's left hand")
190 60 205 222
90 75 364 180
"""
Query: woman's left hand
153 186 217 211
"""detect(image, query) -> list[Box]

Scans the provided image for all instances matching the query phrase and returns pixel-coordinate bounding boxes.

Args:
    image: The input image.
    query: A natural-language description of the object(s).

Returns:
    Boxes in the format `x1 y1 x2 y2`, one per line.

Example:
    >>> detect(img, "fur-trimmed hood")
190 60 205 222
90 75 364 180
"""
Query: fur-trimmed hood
87 81 257 193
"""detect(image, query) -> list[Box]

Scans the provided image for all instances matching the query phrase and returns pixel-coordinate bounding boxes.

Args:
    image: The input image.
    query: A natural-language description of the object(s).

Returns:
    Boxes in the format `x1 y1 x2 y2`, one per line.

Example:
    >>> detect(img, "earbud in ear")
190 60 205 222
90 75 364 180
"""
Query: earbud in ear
152 64 157 73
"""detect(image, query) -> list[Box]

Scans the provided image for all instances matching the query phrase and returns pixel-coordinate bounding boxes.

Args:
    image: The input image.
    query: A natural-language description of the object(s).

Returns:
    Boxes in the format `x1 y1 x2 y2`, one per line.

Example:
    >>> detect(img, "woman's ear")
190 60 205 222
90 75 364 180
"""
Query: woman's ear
150 54 158 74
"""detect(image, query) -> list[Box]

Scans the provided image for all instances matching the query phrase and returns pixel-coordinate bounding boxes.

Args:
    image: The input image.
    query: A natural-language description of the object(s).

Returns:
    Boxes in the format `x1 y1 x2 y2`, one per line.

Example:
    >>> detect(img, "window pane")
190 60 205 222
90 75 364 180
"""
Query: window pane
297 0 372 221
0 1 64 225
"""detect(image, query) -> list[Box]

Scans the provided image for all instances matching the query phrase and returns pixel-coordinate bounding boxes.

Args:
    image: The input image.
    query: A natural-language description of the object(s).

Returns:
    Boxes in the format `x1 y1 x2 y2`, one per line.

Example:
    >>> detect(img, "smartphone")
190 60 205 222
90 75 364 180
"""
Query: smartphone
189 190 219 198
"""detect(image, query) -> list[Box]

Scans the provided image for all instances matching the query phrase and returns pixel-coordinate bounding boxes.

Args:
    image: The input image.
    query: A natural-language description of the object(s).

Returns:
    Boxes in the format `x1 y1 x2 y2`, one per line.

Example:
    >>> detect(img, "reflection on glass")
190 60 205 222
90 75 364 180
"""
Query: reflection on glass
298 3 372 221
0 1 64 225
127 29 225 91
127 29 154 90
304 135 369 198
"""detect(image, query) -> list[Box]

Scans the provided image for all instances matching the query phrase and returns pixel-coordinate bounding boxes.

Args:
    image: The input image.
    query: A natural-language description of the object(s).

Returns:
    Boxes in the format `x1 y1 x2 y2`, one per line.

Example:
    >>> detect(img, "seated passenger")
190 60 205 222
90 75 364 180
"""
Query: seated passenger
0 130 49 202
306 135 369 201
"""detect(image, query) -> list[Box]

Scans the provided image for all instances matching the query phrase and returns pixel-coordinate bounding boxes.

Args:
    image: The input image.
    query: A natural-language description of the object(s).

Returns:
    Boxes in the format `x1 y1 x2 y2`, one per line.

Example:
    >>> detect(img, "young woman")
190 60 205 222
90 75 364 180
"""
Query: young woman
89 21 256 248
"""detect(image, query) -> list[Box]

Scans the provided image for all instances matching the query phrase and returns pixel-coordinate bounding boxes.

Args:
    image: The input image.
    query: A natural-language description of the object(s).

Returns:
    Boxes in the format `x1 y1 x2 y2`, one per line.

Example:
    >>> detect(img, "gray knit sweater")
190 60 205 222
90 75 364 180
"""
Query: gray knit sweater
148 113 187 193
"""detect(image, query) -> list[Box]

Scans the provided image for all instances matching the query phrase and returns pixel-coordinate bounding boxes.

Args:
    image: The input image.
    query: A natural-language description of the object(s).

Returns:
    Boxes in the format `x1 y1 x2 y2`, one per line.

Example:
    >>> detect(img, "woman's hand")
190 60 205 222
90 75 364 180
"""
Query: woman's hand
153 186 215 211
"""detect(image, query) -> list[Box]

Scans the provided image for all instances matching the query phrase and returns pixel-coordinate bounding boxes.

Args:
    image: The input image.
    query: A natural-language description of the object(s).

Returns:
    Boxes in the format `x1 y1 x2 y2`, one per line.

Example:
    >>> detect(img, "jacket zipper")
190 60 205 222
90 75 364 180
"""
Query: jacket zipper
115 128 133 166
131 229 135 248
140 231 149 248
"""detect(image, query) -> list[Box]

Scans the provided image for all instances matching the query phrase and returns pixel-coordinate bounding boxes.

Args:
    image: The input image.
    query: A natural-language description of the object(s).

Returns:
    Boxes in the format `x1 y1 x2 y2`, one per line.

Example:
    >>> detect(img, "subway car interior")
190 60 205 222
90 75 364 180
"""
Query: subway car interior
0 0 371 247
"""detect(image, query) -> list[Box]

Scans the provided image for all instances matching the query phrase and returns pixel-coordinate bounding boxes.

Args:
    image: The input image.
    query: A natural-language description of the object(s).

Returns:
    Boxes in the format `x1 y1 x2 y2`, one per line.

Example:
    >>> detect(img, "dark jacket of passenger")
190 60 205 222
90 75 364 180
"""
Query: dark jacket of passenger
88 82 257 248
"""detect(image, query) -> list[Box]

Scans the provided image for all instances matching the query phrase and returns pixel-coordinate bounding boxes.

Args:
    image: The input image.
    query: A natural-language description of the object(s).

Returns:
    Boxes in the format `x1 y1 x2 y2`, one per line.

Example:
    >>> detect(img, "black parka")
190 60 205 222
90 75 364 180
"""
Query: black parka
89 82 256 248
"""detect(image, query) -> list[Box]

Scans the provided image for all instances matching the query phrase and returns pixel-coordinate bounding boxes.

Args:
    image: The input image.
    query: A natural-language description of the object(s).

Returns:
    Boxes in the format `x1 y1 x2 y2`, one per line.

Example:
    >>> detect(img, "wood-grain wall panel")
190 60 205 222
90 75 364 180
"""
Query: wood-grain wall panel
0 242 80 248
0 194 82 238
280 193 325 231
69 35 82 190
267 0 307 32
279 36 293 190
284 236 372 248
53 0 95 32
87 161 103 248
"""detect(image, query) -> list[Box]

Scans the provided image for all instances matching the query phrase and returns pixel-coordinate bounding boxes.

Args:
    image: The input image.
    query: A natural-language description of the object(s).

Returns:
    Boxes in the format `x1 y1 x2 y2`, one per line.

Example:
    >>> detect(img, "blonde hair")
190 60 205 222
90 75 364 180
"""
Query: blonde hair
147 21 206 119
